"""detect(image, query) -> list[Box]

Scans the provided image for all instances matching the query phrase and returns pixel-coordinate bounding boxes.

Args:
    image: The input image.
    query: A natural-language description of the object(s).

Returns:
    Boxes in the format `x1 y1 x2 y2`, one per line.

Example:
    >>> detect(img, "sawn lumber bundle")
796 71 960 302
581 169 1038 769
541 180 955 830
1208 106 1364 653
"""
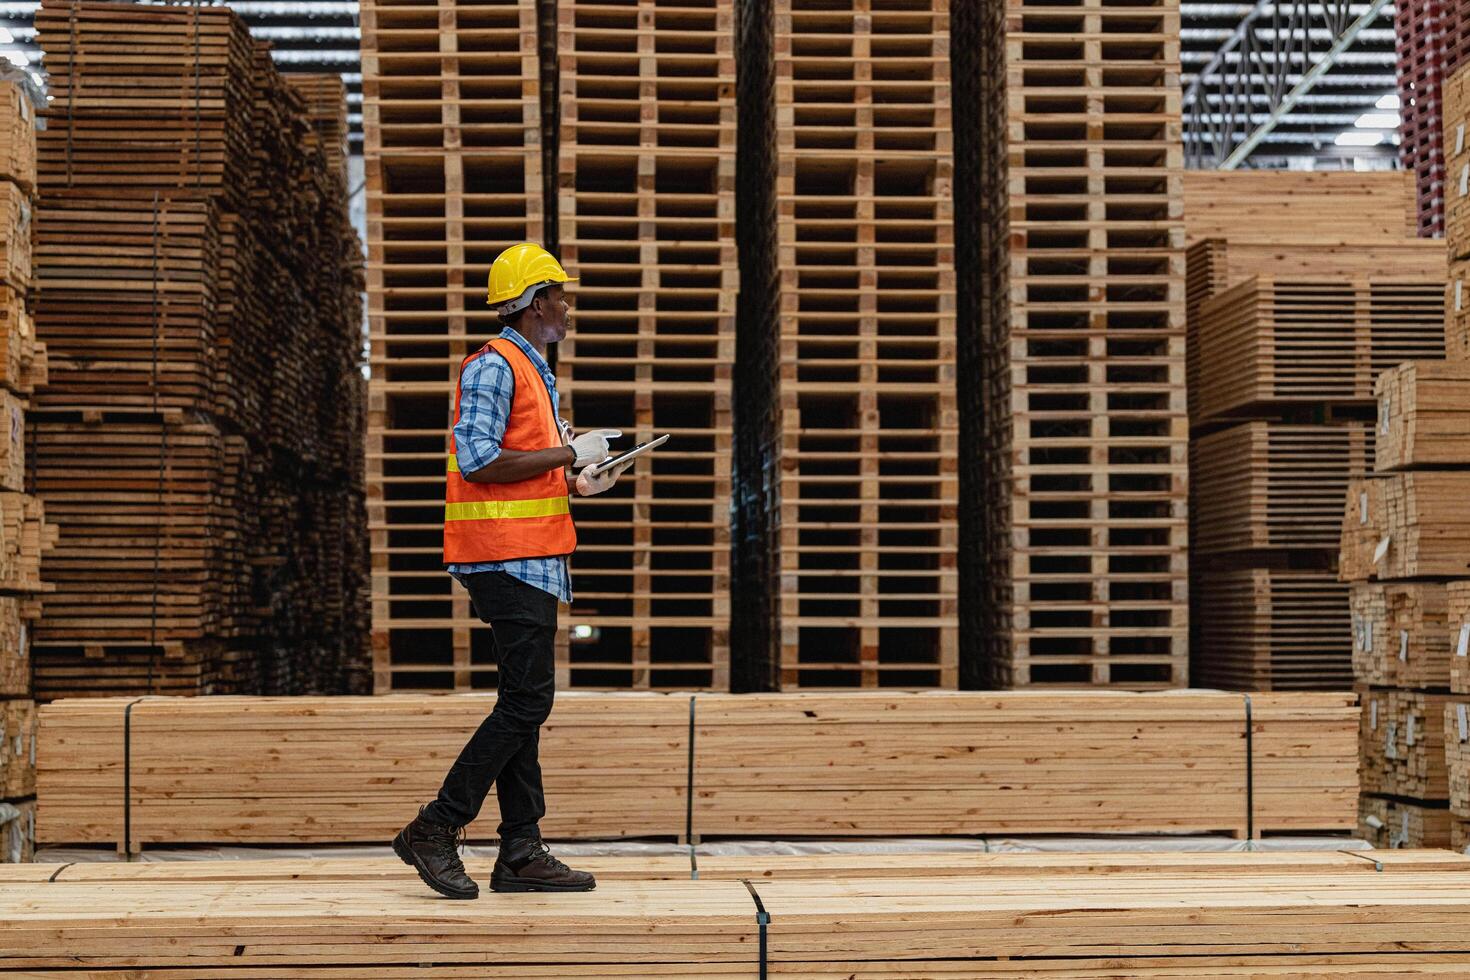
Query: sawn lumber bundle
36 691 1357 848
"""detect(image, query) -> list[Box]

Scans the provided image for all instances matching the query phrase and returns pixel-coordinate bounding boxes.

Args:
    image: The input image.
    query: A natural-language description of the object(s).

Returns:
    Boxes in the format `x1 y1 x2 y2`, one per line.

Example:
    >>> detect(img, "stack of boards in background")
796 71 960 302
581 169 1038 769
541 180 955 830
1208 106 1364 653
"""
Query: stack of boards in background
29 0 368 700
0 77 48 864
1183 170 1444 691
1394 0 1470 237
956 0 1188 689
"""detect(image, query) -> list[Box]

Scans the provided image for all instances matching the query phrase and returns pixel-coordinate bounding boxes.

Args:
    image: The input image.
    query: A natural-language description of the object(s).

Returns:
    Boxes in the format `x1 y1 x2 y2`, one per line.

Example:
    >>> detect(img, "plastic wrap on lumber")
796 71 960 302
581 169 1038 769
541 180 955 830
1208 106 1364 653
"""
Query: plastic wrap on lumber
37 691 1360 846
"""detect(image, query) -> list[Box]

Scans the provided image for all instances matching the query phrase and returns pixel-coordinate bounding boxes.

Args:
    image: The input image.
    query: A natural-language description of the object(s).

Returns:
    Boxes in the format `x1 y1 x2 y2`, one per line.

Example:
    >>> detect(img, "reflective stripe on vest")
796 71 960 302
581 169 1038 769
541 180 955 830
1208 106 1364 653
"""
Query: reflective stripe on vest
445 496 571 522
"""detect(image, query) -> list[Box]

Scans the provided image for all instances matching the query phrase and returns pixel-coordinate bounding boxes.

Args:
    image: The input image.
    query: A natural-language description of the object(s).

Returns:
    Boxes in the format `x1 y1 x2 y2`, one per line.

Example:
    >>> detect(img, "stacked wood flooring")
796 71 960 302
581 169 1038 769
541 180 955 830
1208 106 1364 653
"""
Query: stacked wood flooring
951 0 1187 689
35 690 1356 849
30 0 369 699
554 0 735 690
6 852 1470 974
1185 170 1442 691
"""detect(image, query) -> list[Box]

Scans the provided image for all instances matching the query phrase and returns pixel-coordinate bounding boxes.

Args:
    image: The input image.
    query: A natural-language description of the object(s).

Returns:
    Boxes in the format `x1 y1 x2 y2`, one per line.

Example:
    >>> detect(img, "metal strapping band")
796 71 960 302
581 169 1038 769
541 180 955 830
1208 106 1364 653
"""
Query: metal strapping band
123 698 146 858
192 0 202 188
1243 694 1254 843
686 695 697 876
147 192 163 697
47 862 75 883
742 879 769 980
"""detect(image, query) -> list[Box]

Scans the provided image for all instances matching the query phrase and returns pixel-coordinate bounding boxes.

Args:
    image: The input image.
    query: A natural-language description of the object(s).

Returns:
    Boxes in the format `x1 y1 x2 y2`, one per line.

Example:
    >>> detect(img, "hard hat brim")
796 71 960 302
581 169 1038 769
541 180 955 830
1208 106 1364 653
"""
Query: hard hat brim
489 277 578 313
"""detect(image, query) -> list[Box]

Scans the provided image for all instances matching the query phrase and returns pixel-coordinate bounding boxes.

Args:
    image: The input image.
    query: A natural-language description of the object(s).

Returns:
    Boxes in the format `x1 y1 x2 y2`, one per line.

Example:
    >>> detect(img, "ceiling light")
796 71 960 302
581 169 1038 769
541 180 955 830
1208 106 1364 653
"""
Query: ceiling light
1355 112 1400 129
1336 131 1384 146
1376 93 1401 110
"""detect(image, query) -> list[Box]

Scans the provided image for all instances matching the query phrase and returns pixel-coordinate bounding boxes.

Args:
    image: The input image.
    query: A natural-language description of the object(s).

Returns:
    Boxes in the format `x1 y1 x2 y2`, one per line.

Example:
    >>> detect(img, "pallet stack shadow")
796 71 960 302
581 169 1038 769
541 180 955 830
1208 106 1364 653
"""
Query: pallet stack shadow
1184 171 1445 691
0 78 50 864
361 0 544 692
30 0 368 698
553 0 735 690
956 0 1187 688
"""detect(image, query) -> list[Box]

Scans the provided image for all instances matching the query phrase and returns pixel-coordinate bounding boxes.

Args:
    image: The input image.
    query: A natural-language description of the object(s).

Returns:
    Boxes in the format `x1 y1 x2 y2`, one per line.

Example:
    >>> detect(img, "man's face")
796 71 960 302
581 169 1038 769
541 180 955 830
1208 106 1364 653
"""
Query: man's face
537 284 572 343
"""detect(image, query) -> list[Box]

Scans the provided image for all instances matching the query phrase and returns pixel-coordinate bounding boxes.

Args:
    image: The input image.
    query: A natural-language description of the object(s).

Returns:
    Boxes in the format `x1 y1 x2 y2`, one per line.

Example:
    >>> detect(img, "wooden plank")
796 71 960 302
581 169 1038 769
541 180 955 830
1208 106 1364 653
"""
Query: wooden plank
1375 360 1470 471
1182 171 1418 245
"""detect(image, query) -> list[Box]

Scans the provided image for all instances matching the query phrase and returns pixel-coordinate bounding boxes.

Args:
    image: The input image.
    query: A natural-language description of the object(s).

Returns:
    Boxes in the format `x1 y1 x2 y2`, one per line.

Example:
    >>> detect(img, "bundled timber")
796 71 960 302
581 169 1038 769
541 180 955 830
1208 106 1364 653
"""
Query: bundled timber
0 597 30 697
361 0 543 693
555 0 736 690
1449 256 1470 361
1181 170 1418 245
1379 471 1470 578
1193 567 1351 690
1447 63 1470 259
1358 793 1454 848
1195 276 1445 423
1340 476 1387 582
1351 582 1454 690
0 697 32 798
0 82 35 197
1450 581 1470 694
11 854 1470 974
1447 699 1470 816
1191 422 1371 554
1360 688 1449 799
36 691 1357 848
954 0 1186 689
1375 360 1470 470
31 0 368 698
0 798 31 862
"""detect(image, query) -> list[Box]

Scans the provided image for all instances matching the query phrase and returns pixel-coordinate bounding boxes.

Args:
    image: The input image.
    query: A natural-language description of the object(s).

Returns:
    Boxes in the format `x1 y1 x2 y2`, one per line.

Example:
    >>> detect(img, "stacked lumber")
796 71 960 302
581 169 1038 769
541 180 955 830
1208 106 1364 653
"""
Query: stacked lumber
1350 582 1456 690
1446 581 1470 849
1188 172 1447 691
1448 63 1470 359
1360 687 1449 800
0 76 45 860
1359 793 1455 849
950 0 1185 689
10 854 1470 974
30 0 369 698
1397 0 1470 239
1376 360 1470 469
553 0 735 690
361 0 544 693
36 691 1357 849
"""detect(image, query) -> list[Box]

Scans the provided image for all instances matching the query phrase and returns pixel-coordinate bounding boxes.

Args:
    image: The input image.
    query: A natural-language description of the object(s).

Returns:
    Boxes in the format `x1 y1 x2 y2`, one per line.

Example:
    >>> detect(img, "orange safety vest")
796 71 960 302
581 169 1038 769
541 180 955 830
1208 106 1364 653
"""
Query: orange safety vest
443 338 577 564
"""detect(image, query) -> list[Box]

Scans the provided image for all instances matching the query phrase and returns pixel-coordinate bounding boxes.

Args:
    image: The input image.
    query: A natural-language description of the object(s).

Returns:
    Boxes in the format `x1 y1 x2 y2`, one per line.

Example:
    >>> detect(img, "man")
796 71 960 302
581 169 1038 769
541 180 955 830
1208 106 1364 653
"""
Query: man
392 243 633 899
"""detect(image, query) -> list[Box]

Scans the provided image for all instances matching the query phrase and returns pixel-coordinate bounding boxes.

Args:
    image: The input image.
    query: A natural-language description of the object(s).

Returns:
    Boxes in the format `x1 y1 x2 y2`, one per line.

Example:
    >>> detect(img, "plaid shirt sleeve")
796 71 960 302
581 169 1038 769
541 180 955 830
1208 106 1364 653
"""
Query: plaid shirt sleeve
453 351 513 476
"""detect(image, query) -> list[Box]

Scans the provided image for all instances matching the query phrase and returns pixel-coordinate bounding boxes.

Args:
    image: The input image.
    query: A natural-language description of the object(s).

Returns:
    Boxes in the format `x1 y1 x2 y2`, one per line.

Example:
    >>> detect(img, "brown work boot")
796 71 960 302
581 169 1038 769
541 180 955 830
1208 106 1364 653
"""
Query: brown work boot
490 838 597 892
393 807 479 900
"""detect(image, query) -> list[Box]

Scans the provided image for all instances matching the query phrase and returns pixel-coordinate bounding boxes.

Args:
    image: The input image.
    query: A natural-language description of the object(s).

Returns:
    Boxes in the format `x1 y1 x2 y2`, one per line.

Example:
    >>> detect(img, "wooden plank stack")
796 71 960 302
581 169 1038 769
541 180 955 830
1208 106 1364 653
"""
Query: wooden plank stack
1187 173 1445 691
30 0 368 699
36 690 1357 849
361 0 544 693
732 0 958 688
0 78 49 865
951 0 1187 689
1446 580 1470 850
552 0 735 690
10 853 1470 975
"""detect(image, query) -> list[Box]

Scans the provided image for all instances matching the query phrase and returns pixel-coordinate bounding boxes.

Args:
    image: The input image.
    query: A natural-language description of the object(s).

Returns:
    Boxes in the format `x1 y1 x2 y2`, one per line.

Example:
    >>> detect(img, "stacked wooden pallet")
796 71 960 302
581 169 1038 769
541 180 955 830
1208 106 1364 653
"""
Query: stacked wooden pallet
1396 0 1469 239
361 0 544 693
1446 63 1470 358
30 0 368 699
9 853 1470 975
950 0 1185 689
1187 174 1445 691
723 0 957 689
552 0 735 691
35 690 1357 849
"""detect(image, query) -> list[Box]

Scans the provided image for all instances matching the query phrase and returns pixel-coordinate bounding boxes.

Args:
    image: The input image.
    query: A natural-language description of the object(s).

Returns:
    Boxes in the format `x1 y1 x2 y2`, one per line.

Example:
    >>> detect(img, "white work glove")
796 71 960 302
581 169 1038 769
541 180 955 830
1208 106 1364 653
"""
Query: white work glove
576 458 633 496
568 428 621 468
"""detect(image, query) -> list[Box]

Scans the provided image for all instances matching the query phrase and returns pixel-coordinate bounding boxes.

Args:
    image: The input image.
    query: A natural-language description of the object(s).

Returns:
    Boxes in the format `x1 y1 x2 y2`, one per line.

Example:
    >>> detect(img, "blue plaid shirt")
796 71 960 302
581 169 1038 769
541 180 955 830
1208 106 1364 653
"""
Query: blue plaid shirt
446 327 573 604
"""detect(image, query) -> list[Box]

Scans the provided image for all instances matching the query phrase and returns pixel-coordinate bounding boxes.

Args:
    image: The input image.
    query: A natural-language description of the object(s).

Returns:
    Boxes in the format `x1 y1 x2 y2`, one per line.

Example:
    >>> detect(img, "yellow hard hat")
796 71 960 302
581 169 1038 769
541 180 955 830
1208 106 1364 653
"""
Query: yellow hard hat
485 243 576 313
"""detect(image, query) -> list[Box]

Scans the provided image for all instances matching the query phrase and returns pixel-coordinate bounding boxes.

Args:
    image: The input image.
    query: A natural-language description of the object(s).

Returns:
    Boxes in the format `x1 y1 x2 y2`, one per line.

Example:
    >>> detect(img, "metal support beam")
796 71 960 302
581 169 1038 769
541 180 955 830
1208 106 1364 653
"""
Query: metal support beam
1220 0 1392 168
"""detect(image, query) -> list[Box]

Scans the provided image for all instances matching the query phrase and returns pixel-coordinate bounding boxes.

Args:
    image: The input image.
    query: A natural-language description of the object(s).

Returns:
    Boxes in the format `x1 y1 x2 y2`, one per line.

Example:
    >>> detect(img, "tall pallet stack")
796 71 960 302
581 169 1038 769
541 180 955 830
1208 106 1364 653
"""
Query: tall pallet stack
958 0 1187 688
553 0 735 690
1397 0 1470 239
753 0 957 689
1185 171 1445 690
30 0 368 699
361 0 543 692
0 80 48 864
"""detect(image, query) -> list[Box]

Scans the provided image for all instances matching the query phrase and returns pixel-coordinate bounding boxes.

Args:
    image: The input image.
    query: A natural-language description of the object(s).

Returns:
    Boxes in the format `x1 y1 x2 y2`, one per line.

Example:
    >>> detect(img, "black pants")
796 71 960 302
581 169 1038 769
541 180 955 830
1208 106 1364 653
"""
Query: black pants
423 570 557 842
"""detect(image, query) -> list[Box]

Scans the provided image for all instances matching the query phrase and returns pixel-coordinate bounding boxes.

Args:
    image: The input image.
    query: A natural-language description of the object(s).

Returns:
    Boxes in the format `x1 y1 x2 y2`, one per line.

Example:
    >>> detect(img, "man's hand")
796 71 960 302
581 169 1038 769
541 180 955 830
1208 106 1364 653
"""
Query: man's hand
575 458 634 496
569 428 622 468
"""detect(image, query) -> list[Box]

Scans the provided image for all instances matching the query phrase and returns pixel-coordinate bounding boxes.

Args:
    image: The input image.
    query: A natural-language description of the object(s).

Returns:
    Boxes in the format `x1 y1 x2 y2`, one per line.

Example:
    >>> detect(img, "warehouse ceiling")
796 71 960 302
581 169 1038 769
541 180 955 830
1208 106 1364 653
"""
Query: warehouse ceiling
0 0 1401 169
